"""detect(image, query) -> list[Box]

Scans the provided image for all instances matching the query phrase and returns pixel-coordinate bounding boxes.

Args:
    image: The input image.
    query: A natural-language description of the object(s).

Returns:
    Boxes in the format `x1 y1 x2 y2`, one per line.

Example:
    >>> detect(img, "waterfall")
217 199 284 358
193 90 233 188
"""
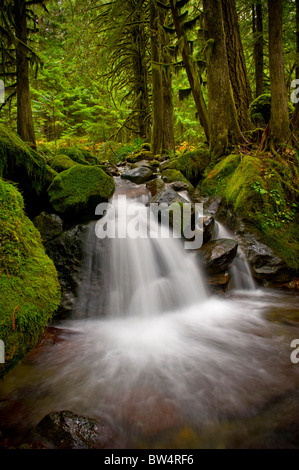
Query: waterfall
75 183 208 319
215 222 256 291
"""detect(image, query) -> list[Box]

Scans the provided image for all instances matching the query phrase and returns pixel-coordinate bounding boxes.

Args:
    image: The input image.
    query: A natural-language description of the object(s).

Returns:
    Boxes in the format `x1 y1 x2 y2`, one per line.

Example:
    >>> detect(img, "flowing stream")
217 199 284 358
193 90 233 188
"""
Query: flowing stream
1 180 299 449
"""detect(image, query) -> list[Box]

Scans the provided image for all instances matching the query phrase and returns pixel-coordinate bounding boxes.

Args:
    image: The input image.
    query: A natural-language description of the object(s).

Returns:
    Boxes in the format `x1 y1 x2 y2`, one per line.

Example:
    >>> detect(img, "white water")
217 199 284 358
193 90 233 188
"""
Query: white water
215 222 256 291
1 181 299 448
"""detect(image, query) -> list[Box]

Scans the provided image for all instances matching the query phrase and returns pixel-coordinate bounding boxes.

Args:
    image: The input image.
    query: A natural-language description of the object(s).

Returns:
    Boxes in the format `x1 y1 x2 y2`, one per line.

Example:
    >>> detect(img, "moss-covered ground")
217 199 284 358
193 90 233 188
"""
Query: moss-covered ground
200 151 299 269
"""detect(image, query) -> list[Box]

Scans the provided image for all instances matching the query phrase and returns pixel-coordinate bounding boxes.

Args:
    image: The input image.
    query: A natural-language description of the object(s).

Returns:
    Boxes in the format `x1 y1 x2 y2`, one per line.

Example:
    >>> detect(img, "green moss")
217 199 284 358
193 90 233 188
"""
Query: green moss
161 169 194 191
0 178 61 377
201 152 299 269
49 154 78 173
57 146 94 165
249 93 294 126
171 146 210 182
48 164 115 220
0 125 55 194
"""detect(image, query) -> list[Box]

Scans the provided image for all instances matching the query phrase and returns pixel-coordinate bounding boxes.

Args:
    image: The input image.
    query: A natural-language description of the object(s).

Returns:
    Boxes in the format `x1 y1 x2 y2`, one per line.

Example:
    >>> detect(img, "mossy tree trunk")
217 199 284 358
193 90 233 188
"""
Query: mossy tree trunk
203 0 244 162
169 0 210 142
252 2 264 98
14 0 36 149
160 5 175 154
150 0 175 155
221 0 252 131
150 0 164 154
268 0 291 145
296 0 299 80
131 6 151 142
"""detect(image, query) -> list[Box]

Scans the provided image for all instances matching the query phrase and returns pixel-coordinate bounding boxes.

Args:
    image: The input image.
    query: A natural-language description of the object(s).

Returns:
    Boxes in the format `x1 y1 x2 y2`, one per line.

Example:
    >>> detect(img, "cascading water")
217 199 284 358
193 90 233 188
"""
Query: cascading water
214 222 256 291
100 187 207 318
0 179 299 449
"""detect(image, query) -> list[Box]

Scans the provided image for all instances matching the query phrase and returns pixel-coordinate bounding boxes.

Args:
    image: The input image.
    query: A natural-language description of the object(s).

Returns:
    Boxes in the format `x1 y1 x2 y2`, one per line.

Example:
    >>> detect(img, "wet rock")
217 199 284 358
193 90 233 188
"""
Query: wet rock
149 187 196 236
202 215 216 244
197 239 238 274
206 271 230 293
170 181 190 192
33 212 64 243
42 224 87 317
121 166 153 184
146 178 166 197
202 201 293 284
34 410 114 449
161 169 194 192
159 160 175 172
149 187 191 206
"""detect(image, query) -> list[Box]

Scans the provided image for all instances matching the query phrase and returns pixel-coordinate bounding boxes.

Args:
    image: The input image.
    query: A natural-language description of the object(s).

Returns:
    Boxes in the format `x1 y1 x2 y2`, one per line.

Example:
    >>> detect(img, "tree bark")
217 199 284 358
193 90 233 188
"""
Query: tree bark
160 7 175 154
150 0 163 154
169 0 210 141
296 0 299 80
268 0 291 144
221 0 252 131
203 0 243 162
252 1 264 98
252 2 264 98
131 8 151 142
14 0 36 148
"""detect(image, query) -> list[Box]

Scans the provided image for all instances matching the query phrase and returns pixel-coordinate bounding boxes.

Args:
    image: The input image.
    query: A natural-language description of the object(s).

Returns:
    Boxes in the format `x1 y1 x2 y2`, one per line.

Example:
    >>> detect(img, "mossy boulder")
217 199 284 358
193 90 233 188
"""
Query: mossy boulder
126 150 155 163
200 152 299 271
249 93 294 126
0 125 56 217
161 169 194 192
171 147 210 185
57 146 97 165
49 155 78 173
48 165 115 222
0 178 61 377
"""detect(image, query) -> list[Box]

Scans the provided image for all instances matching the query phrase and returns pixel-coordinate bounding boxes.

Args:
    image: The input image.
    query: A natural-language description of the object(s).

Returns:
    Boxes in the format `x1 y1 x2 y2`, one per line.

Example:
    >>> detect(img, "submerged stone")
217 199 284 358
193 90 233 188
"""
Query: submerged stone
34 410 114 449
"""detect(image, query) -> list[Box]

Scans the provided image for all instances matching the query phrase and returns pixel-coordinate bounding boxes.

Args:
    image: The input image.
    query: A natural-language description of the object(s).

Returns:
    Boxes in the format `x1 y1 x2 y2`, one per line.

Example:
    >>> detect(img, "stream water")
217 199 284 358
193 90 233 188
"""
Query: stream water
1 180 299 449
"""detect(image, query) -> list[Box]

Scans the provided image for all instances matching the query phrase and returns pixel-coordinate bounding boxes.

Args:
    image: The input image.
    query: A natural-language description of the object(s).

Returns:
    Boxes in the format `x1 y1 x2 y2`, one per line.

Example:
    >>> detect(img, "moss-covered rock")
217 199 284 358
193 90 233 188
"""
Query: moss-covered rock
161 169 194 192
0 178 61 377
48 165 115 222
57 146 96 166
49 154 78 173
171 146 210 184
249 93 294 126
200 152 299 270
0 125 56 217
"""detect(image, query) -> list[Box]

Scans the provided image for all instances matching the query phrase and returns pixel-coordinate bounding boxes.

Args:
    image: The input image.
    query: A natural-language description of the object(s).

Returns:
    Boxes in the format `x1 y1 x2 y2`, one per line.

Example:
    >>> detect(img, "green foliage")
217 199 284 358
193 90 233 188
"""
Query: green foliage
201 152 299 268
0 178 61 377
48 164 115 220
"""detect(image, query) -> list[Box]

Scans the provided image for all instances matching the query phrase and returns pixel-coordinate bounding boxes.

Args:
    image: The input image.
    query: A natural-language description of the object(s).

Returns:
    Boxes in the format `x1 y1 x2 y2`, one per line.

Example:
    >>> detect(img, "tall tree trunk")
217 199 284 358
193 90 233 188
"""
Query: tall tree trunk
131 10 150 141
203 0 243 162
296 0 299 80
14 0 36 148
268 0 290 144
161 7 175 154
169 0 210 141
150 0 163 154
221 0 252 131
252 2 264 97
